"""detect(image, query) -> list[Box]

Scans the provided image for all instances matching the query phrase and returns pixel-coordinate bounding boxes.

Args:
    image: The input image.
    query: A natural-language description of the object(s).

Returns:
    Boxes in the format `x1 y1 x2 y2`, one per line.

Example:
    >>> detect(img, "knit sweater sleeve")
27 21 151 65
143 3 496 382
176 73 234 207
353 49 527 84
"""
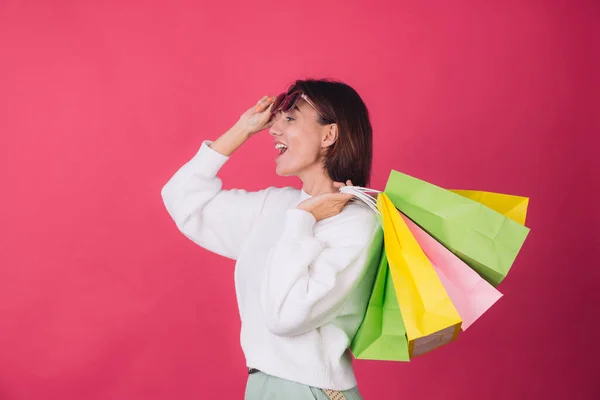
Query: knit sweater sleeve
161 141 270 260
260 206 380 336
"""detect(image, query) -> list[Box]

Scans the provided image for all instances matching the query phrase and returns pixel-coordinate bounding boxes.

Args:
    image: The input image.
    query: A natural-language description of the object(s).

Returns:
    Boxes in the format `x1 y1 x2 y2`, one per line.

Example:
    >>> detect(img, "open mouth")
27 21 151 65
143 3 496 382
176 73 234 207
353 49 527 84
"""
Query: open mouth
275 143 288 156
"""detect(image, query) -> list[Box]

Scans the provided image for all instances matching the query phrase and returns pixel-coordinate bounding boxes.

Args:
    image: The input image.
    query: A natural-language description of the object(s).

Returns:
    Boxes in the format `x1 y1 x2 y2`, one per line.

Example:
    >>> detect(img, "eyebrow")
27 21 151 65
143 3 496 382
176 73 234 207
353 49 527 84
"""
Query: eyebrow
283 106 300 114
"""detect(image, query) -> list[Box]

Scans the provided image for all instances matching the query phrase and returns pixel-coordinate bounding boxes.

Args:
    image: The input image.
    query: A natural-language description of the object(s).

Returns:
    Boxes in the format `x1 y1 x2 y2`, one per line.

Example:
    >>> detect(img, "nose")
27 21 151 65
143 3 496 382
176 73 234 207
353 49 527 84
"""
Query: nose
269 114 283 137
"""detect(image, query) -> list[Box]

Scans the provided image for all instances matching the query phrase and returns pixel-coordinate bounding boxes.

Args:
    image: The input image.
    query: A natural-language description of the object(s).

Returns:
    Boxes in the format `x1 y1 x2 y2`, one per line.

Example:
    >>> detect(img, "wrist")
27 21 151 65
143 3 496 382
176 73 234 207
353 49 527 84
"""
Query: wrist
296 203 311 212
211 124 251 157
229 122 252 140
296 205 316 219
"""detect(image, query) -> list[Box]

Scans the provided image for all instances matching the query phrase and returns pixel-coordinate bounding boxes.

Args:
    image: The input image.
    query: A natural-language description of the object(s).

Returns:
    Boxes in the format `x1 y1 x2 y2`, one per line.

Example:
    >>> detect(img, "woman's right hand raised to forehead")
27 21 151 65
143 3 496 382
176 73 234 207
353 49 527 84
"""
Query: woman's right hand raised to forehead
236 95 277 137
210 95 276 157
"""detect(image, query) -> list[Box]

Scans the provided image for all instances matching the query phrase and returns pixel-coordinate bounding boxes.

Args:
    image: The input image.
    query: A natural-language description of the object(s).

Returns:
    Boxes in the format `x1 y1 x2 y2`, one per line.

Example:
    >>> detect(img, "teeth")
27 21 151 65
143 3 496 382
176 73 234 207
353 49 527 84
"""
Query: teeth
275 143 288 150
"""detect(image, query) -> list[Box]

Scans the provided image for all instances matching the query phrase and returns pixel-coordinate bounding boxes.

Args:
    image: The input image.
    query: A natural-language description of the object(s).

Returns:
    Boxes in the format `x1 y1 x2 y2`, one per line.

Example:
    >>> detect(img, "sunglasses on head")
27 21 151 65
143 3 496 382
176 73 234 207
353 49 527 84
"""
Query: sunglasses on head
270 91 328 121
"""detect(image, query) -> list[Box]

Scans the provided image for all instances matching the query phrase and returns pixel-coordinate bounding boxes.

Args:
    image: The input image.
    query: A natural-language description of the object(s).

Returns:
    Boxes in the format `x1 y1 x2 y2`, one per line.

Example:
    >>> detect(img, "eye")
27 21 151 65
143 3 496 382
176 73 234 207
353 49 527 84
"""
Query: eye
285 116 295 122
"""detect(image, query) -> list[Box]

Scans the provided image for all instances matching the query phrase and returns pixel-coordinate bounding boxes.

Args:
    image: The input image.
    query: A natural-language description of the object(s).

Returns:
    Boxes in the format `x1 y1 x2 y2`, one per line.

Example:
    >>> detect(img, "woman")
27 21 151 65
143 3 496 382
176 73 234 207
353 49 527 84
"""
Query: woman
161 79 379 399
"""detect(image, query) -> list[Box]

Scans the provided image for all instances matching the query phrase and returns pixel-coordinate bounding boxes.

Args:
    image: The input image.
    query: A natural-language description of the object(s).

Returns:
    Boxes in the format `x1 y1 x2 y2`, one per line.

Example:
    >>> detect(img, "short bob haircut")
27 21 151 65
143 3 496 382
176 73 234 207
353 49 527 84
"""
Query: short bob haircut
285 79 373 188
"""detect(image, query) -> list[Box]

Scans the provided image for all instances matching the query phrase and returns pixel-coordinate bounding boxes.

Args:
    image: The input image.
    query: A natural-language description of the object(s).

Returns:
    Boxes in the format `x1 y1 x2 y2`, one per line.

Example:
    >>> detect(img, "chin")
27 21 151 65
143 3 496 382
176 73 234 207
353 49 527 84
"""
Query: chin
275 166 292 177
275 162 299 177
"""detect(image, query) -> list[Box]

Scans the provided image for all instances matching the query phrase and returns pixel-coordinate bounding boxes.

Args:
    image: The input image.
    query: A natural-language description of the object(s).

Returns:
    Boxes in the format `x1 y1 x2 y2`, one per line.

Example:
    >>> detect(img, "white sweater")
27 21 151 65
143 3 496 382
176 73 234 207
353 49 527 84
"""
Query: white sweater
160 141 380 390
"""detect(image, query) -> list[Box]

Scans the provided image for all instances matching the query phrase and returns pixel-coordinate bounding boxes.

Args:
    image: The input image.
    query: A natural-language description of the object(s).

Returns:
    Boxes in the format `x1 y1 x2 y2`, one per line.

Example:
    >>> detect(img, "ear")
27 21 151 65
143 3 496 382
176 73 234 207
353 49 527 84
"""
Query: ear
321 123 338 148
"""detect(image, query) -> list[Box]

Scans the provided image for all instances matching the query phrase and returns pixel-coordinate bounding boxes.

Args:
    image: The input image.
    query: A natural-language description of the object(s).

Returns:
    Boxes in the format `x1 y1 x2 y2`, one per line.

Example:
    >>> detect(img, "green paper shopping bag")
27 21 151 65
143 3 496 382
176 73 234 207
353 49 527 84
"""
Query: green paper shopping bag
350 228 410 361
384 170 530 286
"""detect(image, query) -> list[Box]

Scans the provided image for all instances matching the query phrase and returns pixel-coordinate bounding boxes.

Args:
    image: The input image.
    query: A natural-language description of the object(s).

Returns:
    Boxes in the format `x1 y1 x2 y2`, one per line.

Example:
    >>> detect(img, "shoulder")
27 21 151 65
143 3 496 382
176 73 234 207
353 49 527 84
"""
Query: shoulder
221 186 299 213
258 186 300 210
339 201 381 234
261 186 300 200
318 201 380 246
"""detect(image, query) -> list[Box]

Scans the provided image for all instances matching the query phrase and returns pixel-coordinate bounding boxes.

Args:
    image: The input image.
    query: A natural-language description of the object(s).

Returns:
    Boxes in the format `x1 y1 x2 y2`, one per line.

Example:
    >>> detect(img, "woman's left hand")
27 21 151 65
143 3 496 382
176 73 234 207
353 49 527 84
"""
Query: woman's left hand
297 180 355 222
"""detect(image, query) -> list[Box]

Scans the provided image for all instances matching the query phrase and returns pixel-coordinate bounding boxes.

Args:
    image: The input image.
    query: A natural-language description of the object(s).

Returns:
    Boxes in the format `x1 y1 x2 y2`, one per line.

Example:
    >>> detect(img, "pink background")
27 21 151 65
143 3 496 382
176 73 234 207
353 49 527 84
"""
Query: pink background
1 1 597 399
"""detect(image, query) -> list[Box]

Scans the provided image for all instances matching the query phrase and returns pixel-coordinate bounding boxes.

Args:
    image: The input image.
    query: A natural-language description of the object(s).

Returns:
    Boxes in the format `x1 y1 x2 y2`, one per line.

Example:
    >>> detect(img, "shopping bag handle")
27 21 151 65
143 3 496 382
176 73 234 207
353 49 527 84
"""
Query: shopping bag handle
339 186 381 215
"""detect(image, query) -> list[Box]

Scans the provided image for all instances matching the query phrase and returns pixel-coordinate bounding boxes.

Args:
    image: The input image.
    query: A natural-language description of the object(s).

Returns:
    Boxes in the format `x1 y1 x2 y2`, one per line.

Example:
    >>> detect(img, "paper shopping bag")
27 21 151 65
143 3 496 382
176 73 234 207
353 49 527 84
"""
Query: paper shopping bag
384 170 530 286
402 214 503 330
451 190 529 225
379 193 462 357
350 228 410 361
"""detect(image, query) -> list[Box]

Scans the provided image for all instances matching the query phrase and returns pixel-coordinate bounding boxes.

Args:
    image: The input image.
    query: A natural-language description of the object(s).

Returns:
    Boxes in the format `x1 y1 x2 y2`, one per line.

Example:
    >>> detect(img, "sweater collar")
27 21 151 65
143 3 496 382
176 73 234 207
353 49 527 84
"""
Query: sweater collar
299 189 312 202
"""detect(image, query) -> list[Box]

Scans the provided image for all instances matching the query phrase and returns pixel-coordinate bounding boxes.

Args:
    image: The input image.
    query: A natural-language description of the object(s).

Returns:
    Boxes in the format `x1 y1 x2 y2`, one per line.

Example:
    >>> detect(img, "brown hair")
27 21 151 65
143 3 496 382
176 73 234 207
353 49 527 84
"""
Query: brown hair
286 79 373 188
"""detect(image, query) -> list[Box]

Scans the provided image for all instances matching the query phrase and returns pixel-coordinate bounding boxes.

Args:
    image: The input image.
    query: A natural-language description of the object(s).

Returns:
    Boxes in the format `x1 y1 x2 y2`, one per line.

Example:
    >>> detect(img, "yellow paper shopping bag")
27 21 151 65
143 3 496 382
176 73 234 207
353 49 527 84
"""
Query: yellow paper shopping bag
450 190 529 225
378 193 462 357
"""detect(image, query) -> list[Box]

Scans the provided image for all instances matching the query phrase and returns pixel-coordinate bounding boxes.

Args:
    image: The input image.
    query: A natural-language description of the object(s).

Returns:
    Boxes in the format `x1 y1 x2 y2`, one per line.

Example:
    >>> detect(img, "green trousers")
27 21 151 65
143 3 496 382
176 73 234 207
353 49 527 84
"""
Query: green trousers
244 371 364 400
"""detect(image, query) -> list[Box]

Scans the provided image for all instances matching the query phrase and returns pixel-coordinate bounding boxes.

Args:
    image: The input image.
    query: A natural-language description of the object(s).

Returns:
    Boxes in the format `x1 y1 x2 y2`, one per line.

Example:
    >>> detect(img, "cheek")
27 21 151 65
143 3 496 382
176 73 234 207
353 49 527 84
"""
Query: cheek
296 141 321 159
289 132 322 161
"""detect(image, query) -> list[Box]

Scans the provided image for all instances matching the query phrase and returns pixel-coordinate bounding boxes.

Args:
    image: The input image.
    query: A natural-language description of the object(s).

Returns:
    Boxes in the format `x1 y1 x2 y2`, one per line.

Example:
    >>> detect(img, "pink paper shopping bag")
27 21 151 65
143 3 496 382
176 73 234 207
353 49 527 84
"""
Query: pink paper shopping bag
401 214 503 330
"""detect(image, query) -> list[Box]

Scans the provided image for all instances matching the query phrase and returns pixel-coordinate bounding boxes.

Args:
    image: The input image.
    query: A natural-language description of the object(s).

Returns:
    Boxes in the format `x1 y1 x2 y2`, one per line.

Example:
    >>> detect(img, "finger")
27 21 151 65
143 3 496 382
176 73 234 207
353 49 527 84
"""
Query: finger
255 96 276 112
255 95 268 109
332 193 354 202
263 112 276 128
337 195 354 208
346 180 353 186
261 102 275 118
333 181 346 189
257 95 275 104
253 103 276 131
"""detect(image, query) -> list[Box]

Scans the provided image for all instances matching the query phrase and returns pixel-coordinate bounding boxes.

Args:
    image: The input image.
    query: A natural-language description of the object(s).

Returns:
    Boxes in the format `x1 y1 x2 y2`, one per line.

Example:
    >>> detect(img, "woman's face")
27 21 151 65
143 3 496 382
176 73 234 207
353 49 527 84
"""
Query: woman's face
269 99 333 177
